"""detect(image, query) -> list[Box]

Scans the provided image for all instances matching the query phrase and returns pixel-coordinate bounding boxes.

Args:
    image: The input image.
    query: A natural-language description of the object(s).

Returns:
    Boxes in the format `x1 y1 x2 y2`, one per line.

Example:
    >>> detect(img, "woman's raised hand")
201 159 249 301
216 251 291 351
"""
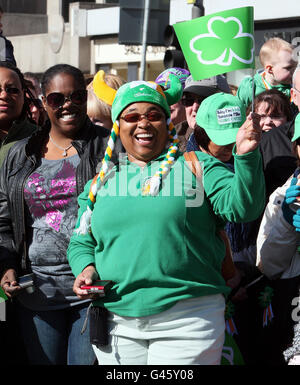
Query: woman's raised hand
236 112 262 155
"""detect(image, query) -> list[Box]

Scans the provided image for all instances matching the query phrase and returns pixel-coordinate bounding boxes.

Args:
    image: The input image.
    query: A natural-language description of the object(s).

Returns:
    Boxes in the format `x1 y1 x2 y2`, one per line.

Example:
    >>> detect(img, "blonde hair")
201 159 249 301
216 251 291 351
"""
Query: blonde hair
87 72 125 127
259 38 293 66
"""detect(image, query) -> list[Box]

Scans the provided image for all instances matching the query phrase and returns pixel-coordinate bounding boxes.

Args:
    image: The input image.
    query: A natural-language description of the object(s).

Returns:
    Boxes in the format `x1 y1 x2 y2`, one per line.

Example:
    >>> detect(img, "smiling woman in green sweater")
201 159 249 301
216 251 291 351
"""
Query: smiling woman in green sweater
67 76 265 365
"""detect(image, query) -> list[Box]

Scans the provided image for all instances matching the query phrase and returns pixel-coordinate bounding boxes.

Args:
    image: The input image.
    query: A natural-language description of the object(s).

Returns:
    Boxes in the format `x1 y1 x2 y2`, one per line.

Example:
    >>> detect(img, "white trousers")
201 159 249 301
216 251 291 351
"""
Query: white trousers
93 294 225 365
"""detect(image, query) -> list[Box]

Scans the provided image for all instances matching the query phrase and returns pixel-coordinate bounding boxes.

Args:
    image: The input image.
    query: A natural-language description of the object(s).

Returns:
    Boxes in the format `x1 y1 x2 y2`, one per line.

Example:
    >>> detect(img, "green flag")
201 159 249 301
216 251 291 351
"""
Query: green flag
173 7 255 80
221 332 245 365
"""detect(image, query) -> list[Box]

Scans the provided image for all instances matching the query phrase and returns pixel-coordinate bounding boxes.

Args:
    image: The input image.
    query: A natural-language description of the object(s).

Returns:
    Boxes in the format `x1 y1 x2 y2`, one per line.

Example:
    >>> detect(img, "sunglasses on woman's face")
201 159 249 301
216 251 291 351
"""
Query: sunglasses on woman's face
46 90 87 110
120 111 164 123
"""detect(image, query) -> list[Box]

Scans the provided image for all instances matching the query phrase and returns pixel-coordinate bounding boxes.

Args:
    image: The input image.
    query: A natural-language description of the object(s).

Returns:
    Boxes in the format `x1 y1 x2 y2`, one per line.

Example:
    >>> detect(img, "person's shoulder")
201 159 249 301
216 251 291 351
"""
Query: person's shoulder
0 137 28 170
239 75 253 86
262 120 294 142
182 150 223 167
0 34 17 66
92 124 110 138
86 119 110 139
22 119 39 134
236 75 255 105
6 136 29 155
268 174 293 205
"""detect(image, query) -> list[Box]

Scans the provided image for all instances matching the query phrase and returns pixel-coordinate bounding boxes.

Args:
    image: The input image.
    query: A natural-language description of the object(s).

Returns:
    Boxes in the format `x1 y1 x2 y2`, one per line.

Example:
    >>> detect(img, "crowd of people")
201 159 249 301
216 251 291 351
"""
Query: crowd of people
0 33 300 366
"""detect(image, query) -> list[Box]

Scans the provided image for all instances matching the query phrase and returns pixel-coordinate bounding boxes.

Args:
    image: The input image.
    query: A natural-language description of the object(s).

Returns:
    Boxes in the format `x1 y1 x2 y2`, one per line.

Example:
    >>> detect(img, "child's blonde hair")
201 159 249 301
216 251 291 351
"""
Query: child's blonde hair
259 37 293 66
87 72 125 127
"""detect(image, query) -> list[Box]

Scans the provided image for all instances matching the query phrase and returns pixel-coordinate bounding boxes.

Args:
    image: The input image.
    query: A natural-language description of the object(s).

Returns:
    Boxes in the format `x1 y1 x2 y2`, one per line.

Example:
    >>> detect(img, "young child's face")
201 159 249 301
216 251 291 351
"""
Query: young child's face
256 101 287 132
271 49 297 85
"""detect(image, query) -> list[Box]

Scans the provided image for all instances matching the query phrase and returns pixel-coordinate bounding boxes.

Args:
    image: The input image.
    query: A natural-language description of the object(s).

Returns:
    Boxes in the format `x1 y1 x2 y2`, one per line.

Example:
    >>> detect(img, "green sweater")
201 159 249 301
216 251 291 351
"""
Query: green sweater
0 118 37 167
67 148 265 317
237 72 291 109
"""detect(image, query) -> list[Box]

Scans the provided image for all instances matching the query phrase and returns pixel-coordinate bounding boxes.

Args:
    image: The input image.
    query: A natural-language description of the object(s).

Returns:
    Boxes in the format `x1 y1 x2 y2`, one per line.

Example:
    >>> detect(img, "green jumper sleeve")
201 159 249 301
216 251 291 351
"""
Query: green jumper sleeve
198 147 265 223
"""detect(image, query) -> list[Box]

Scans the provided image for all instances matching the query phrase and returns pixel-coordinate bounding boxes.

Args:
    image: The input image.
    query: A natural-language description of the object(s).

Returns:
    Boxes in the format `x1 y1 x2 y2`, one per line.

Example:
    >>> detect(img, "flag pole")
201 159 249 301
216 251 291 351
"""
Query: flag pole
251 67 256 113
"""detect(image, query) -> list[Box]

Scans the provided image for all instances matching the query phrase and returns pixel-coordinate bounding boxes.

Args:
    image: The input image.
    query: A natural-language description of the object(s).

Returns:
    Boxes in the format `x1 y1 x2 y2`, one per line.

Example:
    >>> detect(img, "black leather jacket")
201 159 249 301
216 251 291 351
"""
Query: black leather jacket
0 118 121 277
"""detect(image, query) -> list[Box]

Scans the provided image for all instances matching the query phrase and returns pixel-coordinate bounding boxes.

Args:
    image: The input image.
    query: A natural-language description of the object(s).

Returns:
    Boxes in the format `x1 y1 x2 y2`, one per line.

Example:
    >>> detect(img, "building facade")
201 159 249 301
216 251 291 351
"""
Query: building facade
2 0 300 83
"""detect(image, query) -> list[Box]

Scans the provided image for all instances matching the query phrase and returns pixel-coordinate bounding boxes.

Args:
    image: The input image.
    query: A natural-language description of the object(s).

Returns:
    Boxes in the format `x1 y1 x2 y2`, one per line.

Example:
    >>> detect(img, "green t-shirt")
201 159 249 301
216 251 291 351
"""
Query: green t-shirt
237 72 292 109
67 148 265 317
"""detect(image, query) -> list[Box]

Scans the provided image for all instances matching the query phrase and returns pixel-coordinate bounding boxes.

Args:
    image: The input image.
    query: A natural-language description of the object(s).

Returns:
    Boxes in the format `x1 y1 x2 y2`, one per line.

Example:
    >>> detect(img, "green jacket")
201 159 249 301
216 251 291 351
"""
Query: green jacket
0 118 38 167
237 72 291 109
67 148 265 317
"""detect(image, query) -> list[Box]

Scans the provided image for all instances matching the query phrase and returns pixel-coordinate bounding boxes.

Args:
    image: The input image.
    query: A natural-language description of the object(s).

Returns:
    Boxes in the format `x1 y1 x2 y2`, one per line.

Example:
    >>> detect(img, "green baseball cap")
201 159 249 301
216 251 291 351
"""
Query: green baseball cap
196 93 246 146
292 113 300 142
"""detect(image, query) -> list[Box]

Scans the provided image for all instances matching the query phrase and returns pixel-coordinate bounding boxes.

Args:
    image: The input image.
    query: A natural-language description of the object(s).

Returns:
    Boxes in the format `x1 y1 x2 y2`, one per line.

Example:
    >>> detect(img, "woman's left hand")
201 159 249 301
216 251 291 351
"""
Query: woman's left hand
236 112 262 155
73 264 99 299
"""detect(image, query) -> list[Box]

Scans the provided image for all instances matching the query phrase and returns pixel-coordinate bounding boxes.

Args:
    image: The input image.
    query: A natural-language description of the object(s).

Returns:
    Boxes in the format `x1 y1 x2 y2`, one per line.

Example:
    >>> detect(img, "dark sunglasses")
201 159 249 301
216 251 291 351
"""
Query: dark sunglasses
0 86 21 96
120 111 164 123
46 89 87 109
181 96 204 107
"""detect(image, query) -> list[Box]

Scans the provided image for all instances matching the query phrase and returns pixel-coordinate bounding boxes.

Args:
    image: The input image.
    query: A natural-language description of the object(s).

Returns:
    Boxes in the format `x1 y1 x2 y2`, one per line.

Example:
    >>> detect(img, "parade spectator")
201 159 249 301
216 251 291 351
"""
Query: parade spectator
0 62 37 167
237 38 297 109
0 64 121 365
259 66 300 199
67 75 265 365
180 75 231 152
24 77 47 127
190 93 266 364
87 70 125 130
251 89 293 132
155 67 190 126
256 113 300 365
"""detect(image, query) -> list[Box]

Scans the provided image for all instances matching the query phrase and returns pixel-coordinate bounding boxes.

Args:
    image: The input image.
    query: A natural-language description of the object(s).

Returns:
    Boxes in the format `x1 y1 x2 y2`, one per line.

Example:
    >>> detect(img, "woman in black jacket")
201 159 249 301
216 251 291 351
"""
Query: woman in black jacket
0 61 38 167
0 64 120 365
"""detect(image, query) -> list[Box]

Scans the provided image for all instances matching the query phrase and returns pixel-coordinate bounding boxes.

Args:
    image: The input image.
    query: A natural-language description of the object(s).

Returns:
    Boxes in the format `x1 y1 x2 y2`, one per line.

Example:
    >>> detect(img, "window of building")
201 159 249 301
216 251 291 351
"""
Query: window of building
0 0 47 14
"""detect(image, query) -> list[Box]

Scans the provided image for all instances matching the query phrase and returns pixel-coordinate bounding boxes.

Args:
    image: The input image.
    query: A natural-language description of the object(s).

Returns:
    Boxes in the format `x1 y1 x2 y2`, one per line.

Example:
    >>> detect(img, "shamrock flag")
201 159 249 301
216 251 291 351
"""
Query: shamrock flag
173 7 255 80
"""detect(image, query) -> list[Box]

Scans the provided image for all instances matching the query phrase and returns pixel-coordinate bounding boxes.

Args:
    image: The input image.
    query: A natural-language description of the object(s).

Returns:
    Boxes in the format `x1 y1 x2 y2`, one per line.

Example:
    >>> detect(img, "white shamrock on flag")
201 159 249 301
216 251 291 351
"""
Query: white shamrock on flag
190 16 254 66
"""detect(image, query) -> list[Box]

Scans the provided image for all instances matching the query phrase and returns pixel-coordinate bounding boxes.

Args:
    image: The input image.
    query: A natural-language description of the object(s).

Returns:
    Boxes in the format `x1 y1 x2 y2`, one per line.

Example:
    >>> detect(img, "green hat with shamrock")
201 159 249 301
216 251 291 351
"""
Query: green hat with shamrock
196 93 246 146
292 113 300 142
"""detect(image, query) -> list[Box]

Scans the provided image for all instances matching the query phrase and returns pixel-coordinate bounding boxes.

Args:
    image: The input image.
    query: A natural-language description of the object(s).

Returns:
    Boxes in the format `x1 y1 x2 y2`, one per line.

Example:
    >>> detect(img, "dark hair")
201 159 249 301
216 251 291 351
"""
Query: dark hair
247 89 293 121
0 61 34 122
193 125 211 151
41 64 86 96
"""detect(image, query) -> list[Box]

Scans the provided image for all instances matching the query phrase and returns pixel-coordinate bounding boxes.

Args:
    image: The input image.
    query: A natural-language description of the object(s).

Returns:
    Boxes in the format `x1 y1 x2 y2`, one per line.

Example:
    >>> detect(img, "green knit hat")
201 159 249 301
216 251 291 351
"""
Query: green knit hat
196 93 246 146
111 75 182 123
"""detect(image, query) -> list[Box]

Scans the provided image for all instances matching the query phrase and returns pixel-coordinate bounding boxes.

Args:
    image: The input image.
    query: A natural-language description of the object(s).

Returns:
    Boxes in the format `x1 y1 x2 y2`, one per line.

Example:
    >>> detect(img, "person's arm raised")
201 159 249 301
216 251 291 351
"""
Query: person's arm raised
236 112 262 155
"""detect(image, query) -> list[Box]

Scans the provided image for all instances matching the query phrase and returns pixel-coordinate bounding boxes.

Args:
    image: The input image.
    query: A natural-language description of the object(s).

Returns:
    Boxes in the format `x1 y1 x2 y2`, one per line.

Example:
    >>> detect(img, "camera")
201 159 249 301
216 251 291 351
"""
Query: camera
18 273 35 294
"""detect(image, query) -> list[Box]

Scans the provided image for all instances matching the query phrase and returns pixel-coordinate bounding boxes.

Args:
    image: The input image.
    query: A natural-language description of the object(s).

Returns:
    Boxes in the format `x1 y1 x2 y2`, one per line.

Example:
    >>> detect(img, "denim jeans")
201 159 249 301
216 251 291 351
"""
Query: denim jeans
16 302 95 365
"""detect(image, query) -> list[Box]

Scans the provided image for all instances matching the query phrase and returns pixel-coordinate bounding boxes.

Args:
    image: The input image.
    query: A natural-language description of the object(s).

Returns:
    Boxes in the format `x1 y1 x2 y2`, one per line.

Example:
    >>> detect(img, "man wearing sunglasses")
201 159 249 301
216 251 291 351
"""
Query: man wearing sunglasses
175 75 231 152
